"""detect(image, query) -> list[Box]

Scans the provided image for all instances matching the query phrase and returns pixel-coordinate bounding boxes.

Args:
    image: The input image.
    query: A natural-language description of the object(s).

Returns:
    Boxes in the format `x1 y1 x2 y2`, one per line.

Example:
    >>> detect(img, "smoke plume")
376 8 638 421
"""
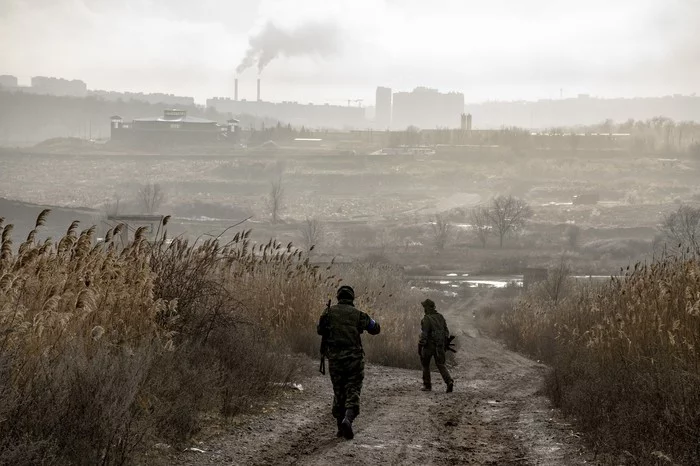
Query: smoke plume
236 21 340 75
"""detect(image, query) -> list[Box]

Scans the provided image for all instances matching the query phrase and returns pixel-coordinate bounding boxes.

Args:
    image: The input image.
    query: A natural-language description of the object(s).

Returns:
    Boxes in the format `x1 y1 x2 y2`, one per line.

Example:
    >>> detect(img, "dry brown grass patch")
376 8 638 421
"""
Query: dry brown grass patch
498 257 700 464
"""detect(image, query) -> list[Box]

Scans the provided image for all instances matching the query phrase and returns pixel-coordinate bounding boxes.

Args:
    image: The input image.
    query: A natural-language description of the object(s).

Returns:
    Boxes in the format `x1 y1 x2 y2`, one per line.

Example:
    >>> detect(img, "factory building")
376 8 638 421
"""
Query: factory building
110 109 238 146
207 78 367 129
207 98 366 129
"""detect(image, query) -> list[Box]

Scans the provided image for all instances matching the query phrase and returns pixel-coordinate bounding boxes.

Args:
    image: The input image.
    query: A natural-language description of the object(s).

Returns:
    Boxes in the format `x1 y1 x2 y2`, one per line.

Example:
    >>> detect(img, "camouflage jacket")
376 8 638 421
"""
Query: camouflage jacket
419 309 450 347
317 299 380 360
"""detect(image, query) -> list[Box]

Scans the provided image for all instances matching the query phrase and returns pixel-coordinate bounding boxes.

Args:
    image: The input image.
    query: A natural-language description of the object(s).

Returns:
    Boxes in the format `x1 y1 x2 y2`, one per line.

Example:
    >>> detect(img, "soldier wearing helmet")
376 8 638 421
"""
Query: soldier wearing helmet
317 285 381 439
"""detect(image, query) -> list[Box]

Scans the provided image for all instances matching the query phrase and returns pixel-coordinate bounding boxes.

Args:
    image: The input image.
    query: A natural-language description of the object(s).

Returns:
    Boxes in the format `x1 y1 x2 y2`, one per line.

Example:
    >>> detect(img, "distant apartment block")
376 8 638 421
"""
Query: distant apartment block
375 86 392 130
89 90 195 106
391 87 465 130
0 75 18 88
29 76 87 97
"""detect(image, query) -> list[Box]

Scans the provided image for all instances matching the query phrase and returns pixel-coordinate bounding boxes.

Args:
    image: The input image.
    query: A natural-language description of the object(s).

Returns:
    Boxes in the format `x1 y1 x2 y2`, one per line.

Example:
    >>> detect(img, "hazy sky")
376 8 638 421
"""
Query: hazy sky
1 0 698 105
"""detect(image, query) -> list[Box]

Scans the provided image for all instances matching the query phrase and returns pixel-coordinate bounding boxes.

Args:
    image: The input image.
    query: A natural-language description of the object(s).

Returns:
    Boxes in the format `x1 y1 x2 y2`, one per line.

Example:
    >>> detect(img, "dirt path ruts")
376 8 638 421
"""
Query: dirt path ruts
150 300 596 465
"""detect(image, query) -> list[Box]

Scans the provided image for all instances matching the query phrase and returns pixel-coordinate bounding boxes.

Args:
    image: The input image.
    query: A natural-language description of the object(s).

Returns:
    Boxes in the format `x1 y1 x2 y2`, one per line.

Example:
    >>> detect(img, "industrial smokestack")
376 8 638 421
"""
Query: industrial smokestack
234 78 239 101
257 78 261 102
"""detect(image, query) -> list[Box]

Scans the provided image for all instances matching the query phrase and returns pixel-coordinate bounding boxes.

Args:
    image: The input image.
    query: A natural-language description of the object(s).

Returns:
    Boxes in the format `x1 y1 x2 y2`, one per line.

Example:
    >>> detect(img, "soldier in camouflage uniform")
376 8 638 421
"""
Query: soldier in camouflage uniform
317 285 381 440
418 299 454 393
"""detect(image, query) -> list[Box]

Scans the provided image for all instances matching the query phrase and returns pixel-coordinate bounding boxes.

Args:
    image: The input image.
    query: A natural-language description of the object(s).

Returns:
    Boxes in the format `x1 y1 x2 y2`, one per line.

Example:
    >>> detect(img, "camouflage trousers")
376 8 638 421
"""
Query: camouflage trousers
328 356 365 419
420 345 453 387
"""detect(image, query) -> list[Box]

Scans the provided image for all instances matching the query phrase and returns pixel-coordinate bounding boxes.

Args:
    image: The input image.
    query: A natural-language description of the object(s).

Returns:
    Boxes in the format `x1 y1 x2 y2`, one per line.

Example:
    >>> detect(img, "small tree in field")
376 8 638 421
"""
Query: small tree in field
469 205 491 248
660 204 700 255
268 176 284 223
564 224 581 250
431 213 451 253
486 195 533 248
543 256 572 305
138 183 165 214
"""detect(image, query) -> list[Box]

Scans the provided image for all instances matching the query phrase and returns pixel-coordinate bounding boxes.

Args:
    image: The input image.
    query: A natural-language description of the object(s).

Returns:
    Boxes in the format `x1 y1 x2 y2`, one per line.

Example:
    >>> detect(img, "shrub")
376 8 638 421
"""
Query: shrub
659 204 700 255
473 298 513 337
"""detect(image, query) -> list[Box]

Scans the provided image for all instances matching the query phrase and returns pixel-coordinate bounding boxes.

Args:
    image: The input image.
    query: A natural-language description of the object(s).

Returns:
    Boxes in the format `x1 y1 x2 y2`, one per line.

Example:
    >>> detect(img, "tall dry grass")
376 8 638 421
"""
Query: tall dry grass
261 258 423 369
0 213 315 464
0 212 165 465
0 212 422 464
499 257 700 464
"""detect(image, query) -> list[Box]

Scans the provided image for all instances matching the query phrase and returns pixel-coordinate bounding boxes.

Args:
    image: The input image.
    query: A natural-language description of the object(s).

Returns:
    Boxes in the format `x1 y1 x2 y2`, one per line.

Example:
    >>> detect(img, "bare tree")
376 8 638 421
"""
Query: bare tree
543 256 572 305
564 224 582 250
660 204 700 254
431 213 451 253
469 205 491 248
268 175 284 223
299 217 324 254
138 183 165 214
486 195 533 248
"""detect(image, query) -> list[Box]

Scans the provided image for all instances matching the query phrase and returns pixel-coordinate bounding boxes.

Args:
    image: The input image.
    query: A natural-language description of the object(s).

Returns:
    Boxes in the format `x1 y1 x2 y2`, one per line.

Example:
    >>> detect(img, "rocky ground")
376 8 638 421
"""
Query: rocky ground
145 299 597 465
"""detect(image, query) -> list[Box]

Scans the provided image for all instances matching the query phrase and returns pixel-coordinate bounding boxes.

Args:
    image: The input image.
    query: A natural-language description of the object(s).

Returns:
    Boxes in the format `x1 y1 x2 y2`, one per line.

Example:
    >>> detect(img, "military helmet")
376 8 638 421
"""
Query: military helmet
421 298 436 310
337 285 355 300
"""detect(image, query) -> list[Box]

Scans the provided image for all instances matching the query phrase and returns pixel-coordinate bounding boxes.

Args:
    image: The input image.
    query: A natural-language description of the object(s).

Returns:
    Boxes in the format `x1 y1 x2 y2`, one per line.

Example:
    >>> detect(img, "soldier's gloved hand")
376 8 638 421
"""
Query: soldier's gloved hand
417 344 423 357
367 319 380 335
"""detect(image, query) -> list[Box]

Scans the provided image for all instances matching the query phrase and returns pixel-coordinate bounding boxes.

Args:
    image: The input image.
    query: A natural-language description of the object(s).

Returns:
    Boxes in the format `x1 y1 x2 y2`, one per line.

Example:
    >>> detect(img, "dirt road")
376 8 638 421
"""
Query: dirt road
152 300 595 465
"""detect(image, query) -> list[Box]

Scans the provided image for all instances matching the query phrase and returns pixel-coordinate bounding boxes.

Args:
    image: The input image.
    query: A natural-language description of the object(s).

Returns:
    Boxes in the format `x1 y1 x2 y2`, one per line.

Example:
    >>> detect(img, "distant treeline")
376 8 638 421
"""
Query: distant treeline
376 118 700 155
0 91 278 146
466 95 700 129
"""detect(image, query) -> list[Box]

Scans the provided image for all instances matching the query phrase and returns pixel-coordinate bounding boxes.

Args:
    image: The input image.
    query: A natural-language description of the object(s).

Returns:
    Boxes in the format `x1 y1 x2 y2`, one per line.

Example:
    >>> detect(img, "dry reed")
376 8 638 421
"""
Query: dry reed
0 212 420 464
499 256 700 464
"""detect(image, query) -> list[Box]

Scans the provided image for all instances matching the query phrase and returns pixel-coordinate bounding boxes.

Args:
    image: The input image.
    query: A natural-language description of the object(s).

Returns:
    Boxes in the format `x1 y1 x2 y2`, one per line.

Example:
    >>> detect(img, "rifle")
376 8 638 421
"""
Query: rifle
319 299 331 375
445 335 457 353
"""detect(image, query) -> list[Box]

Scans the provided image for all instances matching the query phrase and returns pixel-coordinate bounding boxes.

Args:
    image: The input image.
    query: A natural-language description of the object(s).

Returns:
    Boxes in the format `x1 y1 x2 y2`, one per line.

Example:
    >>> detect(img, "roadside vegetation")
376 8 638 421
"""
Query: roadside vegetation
0 212 419 465
493 254 700 464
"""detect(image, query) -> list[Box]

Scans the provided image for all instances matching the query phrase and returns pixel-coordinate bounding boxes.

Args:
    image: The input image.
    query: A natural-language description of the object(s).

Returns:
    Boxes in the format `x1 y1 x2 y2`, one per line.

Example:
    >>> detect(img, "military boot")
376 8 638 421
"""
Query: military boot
421 384 432 391
336 417 344 437
340 408 356 440
446 381 454 393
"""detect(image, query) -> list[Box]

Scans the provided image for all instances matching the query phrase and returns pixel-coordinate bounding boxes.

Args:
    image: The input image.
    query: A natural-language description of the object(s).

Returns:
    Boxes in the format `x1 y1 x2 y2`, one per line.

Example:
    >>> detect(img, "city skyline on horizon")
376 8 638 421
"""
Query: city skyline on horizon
2 0 699 108
3 71 699 109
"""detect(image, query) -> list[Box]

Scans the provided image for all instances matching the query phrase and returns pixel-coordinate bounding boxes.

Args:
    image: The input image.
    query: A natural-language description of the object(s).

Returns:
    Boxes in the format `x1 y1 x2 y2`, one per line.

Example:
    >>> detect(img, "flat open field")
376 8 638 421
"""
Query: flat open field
1 145 696 273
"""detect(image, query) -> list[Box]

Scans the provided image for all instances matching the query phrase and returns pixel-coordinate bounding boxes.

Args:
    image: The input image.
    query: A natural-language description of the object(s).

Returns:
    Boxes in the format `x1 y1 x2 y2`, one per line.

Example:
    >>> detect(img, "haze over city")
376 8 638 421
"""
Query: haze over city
4 0 700 465
2 0 699 104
